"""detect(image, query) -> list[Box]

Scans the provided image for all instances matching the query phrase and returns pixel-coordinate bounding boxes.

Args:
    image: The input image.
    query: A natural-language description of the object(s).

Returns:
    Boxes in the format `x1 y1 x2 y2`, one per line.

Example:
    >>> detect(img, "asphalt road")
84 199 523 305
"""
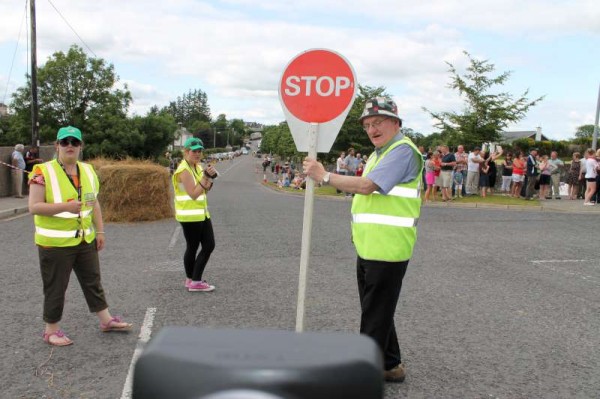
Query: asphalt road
1 154 598 398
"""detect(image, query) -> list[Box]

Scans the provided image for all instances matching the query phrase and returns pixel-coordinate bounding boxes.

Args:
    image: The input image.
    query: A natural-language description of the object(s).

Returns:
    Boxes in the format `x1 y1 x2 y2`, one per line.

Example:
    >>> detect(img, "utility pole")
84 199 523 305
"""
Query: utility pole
30 0 40 146
593 83 600 151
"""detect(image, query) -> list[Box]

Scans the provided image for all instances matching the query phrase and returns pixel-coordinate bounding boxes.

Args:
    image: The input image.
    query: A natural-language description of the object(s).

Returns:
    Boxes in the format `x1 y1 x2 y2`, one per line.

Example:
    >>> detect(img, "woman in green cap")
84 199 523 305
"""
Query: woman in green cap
28 126 132 346
172 137 218 292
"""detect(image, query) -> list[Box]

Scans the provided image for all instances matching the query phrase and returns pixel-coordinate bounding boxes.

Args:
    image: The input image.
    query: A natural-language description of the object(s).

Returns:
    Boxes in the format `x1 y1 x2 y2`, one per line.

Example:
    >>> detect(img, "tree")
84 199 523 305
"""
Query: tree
424 51 544 147
10 45 132 143
575 124 596 139
162 89 211 127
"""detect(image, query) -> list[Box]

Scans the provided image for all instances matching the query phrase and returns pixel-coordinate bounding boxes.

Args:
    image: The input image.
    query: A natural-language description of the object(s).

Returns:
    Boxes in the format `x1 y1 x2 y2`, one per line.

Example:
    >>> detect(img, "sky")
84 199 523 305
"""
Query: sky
0 0 599 141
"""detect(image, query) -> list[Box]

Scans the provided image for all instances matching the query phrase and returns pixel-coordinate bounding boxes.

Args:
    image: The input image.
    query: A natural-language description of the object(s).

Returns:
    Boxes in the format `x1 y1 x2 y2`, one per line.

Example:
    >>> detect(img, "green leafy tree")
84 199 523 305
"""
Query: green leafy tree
424 51 544 147
574 124 596 139
10 45 132 143
163 89 211 127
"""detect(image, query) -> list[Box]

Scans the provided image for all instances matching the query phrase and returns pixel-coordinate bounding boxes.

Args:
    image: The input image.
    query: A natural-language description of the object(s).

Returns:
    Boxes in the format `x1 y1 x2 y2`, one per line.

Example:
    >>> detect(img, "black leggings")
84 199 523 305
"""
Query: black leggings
180 219 215 281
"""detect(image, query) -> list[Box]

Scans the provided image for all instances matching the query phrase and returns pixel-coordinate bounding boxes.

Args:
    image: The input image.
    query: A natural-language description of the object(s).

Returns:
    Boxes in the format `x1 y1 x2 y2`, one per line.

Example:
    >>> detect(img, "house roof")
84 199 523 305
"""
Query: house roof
502 130 549 143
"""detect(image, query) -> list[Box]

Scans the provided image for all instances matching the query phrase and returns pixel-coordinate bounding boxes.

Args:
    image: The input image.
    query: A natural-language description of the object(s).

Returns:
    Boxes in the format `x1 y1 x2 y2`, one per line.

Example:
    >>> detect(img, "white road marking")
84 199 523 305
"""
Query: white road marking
530 259 593 264
120 307 157 399
169 225 181 249
530 260 600 285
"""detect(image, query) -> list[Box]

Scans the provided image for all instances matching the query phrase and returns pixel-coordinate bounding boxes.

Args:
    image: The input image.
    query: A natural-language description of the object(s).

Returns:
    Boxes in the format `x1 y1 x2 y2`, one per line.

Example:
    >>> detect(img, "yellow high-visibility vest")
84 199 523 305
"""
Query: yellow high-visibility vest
351 137 423 262
172 160 210 222
32 160 99 247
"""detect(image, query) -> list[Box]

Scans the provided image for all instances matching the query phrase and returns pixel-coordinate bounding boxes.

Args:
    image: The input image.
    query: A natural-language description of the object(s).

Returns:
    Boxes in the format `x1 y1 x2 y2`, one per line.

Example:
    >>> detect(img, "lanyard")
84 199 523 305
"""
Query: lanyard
58 161 82 201
185 160 202 183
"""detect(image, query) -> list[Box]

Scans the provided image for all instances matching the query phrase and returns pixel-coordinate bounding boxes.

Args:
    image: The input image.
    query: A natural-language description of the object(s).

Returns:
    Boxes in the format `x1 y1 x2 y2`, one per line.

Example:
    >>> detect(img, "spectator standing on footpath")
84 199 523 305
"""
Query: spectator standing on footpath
566 152 581 200
173 137 217 292
501 153 513 194
25 145 44 172
466 147 483 195
537 155 555 201
439 145 456 201
303 97 423 383
511 151 526 198
453 145 468 198
548 151 564 199
12 144 26 198
525 148 539 200
583 148 598 205
28 126 132 346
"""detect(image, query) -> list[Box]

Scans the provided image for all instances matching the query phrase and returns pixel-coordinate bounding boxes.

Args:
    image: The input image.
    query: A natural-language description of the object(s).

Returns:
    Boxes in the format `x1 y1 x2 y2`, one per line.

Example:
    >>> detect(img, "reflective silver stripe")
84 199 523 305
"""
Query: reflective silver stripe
36 226 93 238
352 213 417 228
80 163 96 192
374 187 419 198
176 209 206 216
175 195 206 201
53 209 92 219
45 163 63 203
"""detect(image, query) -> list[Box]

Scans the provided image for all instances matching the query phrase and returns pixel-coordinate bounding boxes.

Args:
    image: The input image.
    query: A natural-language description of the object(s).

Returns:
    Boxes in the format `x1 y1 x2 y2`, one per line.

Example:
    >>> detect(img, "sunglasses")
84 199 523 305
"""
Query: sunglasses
191 149 203 153
59 138 81 147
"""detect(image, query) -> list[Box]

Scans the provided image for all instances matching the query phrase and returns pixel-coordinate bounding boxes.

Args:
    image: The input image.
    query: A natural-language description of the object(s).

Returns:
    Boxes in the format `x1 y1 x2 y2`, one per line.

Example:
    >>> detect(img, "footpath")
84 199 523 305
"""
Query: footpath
2 191 600 221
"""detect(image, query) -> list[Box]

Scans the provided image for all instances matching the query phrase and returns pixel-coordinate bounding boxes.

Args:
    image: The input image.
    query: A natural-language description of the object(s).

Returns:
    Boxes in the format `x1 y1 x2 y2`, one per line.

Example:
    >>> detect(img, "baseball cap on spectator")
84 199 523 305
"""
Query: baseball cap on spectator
184 137 204 150
358 97 402 124
57 126 82 141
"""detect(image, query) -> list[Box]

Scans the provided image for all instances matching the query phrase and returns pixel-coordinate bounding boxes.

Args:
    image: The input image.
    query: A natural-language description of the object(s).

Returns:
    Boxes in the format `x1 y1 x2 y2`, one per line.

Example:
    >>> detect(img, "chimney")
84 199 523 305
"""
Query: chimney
535 126 542 141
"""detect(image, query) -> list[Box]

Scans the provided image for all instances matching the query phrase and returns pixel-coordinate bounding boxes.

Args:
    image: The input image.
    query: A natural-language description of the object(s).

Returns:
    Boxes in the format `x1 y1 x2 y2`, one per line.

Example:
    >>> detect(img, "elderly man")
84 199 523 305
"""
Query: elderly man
466 147 483 195
303 97 423 383
548 151 564 199
11 143 26 198
525 148 539 200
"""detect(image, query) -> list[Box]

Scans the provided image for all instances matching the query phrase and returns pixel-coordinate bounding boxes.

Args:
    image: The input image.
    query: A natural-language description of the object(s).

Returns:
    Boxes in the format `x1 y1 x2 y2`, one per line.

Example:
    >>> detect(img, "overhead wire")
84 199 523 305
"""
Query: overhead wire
46 0 98 58
2 0 29 105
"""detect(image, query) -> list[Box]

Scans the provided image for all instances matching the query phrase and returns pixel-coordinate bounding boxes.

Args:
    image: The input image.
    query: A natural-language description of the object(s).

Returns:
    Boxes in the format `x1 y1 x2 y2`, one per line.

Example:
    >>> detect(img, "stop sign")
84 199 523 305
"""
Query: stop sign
280 49 355 123
279 49 357 153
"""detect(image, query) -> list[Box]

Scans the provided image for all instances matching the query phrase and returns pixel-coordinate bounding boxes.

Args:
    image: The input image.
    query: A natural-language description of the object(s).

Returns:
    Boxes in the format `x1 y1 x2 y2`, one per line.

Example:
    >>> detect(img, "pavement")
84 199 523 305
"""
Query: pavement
2 190 600 221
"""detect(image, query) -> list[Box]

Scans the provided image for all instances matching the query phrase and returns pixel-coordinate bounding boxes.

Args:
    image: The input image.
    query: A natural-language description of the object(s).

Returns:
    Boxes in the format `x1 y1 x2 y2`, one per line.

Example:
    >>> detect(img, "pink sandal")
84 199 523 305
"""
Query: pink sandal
100 316 132 332
42 329 73 346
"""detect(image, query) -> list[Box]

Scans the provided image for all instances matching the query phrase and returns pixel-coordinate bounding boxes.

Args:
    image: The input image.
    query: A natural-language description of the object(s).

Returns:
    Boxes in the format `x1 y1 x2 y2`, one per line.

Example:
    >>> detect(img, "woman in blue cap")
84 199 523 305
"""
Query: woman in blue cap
29 126 132 346
172 137 218 292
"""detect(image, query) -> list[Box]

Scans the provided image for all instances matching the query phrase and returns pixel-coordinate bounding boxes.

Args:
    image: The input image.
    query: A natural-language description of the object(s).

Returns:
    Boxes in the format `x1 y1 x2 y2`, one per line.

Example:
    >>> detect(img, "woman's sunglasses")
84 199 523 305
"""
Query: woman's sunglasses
59 138 82 147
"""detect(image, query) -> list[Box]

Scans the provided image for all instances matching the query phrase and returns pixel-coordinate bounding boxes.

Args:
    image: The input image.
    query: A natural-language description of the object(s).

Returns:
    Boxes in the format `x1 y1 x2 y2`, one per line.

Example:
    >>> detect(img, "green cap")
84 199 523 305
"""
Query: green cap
184 137 204 150
57 126 82 141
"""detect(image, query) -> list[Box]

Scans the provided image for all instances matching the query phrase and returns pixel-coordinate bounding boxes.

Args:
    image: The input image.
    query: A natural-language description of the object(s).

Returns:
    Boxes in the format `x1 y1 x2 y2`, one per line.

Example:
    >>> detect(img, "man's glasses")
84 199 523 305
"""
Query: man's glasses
362 118 388 131
59 138 81 147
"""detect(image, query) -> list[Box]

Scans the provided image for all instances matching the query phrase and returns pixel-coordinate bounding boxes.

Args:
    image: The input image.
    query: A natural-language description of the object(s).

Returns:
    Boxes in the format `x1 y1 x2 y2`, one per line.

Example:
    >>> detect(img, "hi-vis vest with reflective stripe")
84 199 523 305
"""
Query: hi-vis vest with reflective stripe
32 160 99 247
172 161 210 222
351 137 423 262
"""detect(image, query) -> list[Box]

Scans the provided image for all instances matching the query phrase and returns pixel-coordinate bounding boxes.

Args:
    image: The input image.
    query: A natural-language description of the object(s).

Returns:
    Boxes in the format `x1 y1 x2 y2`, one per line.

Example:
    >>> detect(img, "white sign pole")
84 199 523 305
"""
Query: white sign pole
295 122 318 332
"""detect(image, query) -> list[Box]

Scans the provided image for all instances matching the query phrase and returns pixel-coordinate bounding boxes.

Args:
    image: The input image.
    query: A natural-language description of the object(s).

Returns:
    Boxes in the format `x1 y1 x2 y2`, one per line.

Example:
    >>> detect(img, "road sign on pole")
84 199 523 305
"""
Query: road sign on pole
279 49 357 153
278 49 357 332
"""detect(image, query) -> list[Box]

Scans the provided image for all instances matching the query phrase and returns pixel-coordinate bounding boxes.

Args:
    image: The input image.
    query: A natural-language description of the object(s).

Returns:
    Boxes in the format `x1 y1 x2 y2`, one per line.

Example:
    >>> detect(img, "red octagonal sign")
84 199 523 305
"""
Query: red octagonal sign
280 49 355 123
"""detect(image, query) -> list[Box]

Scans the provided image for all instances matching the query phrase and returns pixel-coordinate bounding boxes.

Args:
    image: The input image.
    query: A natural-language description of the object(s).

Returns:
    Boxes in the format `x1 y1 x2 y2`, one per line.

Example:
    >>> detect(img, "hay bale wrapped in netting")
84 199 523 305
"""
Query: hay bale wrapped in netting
91 160 173 222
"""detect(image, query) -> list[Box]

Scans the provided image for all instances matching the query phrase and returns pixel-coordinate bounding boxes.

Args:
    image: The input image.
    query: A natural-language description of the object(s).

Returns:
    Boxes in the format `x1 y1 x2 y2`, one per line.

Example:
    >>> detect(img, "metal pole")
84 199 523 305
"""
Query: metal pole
295 122 318 333
592 83 600 151
30 0 39 146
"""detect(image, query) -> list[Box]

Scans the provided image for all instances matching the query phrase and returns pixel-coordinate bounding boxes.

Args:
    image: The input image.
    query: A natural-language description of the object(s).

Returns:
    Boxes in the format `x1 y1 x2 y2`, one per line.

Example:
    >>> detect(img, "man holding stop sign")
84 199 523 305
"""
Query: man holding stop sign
303 97 423 383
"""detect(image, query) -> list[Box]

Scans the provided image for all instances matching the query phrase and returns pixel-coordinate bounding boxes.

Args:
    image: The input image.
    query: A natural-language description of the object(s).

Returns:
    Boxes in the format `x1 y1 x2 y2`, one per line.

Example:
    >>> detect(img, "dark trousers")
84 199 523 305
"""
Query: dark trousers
525 174 538 199
357 256 408 370
181 218 215 281
39 241 108 323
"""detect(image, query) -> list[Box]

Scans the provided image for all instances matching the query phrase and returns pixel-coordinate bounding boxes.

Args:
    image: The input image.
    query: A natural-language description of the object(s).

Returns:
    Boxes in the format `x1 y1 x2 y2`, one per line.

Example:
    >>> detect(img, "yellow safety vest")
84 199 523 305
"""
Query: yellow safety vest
32 160 99 247
351 137 423 262
172 161 210 222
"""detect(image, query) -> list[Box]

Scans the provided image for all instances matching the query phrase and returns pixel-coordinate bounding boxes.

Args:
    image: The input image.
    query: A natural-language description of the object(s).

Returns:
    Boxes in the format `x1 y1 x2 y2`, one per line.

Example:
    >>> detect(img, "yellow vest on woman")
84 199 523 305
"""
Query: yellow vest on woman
351 137 423 262
32 160 99 247
172 161 210 222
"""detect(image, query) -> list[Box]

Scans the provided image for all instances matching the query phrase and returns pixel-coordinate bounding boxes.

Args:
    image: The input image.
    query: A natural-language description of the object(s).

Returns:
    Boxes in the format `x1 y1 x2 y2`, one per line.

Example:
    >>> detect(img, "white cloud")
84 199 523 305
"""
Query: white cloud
0 0 598 140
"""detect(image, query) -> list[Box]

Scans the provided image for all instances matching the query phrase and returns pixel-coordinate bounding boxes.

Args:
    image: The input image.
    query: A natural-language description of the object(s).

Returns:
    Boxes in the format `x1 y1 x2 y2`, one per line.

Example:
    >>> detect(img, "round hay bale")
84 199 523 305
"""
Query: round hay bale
96 163 173 222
